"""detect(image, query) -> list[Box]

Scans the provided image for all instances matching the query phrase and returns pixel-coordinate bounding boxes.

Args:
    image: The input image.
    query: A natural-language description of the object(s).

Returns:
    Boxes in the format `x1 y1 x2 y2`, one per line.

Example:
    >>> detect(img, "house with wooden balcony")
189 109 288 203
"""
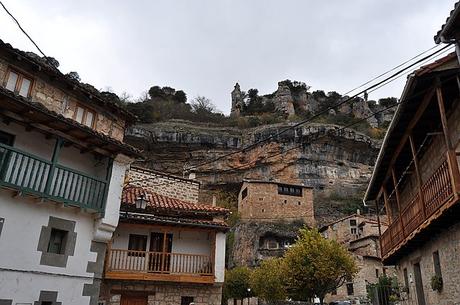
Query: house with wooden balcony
99 184 229 305
364 9 460 303
0 40 139 305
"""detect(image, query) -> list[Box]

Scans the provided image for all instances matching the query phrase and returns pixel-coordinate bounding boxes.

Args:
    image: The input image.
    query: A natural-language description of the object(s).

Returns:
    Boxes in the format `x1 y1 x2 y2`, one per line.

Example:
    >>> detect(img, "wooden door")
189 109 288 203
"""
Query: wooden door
413 263 426 305
149 232 173 272
121 295 147 305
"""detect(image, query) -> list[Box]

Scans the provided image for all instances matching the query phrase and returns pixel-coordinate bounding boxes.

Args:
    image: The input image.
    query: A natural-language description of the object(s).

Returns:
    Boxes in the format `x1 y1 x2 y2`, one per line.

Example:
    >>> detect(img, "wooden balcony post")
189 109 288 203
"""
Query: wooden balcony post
409 134 427 218
391 168 405 237
382 188 392 223
43 137 63 196
436 85 460 194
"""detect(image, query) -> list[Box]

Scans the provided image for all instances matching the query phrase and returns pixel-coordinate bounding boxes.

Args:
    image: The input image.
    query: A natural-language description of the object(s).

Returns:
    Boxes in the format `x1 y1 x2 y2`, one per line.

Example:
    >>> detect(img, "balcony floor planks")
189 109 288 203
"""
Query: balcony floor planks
105 271 215 284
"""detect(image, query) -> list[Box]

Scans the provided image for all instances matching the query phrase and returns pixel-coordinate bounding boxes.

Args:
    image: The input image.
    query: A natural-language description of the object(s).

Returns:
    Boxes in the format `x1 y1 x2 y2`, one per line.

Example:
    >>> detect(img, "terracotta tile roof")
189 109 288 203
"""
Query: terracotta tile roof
414 52 458 76
0 86 141 157
119 211 229 231
122 186 229 215
435 1 460 43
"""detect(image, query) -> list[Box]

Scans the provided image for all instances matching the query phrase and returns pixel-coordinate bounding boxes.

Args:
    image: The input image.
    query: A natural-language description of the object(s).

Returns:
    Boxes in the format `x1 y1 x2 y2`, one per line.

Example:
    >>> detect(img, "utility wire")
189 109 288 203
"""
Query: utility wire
0 1 49 60
187 44 453 171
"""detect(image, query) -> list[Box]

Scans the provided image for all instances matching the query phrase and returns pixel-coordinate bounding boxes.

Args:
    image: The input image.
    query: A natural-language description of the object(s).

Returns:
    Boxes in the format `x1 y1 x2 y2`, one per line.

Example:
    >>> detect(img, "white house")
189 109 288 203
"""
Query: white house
99 184 229 305
0 39 139 305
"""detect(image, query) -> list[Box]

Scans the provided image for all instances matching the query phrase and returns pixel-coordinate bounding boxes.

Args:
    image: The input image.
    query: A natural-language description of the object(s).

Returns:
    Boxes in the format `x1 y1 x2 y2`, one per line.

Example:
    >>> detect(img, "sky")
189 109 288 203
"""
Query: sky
0 0 456 114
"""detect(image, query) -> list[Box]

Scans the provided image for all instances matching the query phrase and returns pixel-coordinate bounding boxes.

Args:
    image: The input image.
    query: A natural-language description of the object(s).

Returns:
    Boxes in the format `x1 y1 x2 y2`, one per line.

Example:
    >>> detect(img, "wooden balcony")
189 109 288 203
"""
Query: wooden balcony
0 142 107 212
104 248 215 284
381 158 455 259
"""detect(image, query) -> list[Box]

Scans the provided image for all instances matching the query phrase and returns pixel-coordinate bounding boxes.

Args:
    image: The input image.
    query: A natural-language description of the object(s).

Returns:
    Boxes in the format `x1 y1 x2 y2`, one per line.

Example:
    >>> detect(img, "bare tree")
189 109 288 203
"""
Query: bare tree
190 96 217 113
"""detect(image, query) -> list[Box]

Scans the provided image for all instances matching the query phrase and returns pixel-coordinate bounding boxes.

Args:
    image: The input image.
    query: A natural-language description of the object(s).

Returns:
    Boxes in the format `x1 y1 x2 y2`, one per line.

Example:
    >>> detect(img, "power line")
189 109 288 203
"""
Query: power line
186 44 453 171
0 1 49 60
128 74 456 188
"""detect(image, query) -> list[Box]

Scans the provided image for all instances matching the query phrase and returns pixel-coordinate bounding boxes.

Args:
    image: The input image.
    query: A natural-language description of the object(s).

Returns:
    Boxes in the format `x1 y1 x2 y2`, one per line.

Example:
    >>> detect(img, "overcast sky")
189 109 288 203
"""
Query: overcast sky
0 0 456 114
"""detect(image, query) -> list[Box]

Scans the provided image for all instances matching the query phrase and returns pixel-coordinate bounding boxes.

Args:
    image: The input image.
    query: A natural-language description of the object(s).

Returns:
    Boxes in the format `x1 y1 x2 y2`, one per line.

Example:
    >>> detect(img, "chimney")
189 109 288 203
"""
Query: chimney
212 195 217 207
357 208 361 215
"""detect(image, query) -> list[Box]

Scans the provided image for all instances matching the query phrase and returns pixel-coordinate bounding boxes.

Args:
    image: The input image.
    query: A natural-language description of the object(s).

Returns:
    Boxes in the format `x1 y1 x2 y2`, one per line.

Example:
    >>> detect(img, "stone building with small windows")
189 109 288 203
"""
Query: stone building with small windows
238 179 315 226
0 40 139 304
320 214 390 304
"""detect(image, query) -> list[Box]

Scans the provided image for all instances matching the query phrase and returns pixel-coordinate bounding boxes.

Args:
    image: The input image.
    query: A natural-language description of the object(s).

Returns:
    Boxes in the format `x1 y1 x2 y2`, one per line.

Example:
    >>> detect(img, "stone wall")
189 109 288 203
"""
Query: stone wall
100 281 222 305
0 58 126 142
127 166 200 203
396 221 460 305
238 181 315 226
321 215 385 245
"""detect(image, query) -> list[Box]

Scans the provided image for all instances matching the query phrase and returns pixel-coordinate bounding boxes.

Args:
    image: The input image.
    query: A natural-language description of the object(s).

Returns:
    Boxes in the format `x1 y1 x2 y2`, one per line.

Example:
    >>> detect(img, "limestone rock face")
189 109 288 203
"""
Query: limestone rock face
126 120 380 221
273 81 296 116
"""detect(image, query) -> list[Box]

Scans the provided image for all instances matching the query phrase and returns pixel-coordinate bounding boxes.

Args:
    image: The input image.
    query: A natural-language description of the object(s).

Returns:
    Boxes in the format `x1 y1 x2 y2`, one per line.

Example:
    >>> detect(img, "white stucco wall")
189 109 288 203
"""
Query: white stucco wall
215 232 226 283
0 191 96 304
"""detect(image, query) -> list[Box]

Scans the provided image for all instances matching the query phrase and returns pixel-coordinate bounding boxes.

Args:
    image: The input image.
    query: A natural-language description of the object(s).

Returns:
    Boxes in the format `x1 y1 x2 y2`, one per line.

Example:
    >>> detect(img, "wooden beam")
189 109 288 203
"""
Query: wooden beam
391 167 405 238
409 134 426 218
382 188 392 223
436 85 460 194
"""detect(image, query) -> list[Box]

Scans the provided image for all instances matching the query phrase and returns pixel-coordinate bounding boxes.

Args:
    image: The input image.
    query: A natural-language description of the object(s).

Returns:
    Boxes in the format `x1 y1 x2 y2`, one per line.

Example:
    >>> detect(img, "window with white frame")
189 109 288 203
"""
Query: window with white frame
5 69 33 98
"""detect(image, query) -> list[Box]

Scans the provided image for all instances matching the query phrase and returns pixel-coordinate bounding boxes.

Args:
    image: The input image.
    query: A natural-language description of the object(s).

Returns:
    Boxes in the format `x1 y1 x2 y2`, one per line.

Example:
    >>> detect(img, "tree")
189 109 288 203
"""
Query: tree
283 228 358 305
148 86 164 99
174 90 187 103
250 258 287 303
223 267 253 305
191 96 217 114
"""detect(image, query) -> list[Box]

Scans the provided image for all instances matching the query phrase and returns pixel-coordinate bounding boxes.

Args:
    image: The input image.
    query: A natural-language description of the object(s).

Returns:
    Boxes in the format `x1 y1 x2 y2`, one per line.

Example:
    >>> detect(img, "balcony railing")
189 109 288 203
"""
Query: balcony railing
381 158 454 258
0 142 107 212
106 249 213 276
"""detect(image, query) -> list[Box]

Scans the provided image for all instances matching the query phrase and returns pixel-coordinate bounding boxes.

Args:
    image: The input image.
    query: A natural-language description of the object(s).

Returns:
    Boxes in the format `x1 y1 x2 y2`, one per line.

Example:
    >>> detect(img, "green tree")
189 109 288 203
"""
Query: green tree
250 258 287 302
223 267 253 304
283 228 358 305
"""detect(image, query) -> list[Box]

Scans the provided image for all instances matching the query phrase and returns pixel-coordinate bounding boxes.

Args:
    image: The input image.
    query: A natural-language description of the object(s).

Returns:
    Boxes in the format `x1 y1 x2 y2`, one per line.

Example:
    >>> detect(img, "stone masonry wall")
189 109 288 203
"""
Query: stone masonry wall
100 282 222 305
0 58 126 142
127 166 200 203
396 221 460 305
238 181 315 227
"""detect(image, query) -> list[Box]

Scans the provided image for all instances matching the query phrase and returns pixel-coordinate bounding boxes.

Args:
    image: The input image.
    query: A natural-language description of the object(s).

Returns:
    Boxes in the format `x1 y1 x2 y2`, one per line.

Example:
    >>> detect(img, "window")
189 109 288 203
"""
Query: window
128 234 147 256
350 219 357 226
403 268 409 292
351 228 357 235
267 240 279 249
47 228 68 254
181 297 194 305
5 69 33 98
73 104 96 127
433 251 442 278
346 283 354 296
376 268 379 278
277 184 302 197
241 187 248 199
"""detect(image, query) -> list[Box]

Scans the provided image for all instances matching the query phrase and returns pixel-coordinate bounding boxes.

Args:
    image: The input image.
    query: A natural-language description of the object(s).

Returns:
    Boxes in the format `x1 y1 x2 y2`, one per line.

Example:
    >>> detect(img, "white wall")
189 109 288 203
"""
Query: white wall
0 190 96 304
215 232 226 283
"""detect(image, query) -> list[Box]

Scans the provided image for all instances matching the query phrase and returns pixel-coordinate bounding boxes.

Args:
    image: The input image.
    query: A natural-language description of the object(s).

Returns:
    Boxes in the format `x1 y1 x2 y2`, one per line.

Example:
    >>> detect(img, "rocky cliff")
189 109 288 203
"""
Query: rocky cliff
126 119 380 223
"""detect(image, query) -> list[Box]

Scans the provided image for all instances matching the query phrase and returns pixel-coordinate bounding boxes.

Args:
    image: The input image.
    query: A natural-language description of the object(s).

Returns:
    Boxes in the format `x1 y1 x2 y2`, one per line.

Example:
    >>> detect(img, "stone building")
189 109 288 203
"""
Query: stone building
238 180 315 226
126 166 200 204
320 214 390 304
0 39 139 304
230 83 244 117
364 8 460 305
99 169 229 305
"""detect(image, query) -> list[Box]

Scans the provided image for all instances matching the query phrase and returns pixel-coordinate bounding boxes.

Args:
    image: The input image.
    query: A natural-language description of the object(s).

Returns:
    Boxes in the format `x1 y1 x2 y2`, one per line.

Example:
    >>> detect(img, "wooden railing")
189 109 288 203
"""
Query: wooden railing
106 249 213 275
381 158 454 258
0 142 107 212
